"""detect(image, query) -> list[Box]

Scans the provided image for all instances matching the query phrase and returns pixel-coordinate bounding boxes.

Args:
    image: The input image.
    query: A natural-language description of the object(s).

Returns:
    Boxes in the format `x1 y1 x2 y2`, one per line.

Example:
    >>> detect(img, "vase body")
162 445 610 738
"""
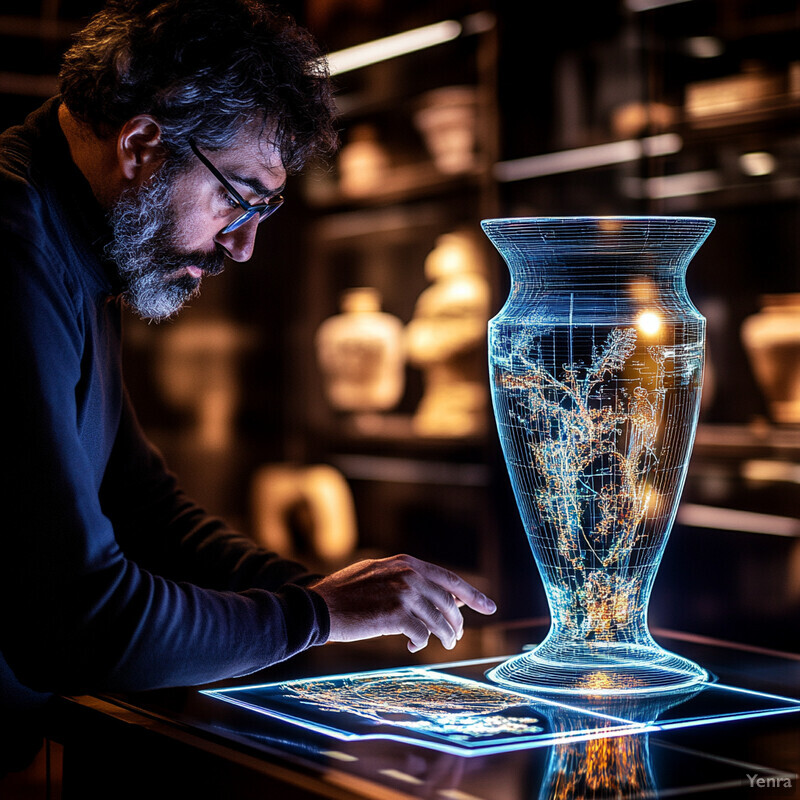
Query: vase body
483 217 714 695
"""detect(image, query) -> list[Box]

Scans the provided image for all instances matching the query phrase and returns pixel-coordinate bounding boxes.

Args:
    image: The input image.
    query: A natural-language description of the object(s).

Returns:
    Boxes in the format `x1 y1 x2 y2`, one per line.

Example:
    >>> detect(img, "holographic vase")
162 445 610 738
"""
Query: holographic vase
482 217 715 695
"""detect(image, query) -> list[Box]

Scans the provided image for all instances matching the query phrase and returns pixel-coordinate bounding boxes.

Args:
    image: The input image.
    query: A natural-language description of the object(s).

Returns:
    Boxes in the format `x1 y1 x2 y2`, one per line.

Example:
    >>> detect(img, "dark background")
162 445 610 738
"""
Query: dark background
2 0 798 653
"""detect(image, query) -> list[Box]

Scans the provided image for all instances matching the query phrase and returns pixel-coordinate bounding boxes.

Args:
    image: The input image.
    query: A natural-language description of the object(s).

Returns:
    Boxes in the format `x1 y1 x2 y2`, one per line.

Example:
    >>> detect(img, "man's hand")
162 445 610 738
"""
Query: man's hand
309 555 496 653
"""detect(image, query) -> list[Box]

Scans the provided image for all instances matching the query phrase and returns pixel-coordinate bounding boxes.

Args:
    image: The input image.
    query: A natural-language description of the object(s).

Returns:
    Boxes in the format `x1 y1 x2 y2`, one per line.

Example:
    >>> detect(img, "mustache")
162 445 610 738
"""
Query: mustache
201 246 227 276
161 244 227 278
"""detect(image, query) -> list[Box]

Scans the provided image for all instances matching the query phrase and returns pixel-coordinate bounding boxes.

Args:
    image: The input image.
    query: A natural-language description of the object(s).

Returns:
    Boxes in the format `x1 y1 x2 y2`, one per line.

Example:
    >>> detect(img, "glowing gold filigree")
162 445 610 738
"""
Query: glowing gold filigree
497 328 667 641
280 672 541 738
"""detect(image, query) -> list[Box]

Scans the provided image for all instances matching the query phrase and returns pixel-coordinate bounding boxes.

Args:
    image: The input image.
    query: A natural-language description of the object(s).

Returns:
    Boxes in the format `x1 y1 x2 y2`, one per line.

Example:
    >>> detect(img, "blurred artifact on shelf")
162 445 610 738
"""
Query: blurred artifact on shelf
741 294 800 425
251 463 357 567
405 230 490 438
315 287 405 413
610 101 676 139
337 123 390 198
413 86 479 175
155 320 258 451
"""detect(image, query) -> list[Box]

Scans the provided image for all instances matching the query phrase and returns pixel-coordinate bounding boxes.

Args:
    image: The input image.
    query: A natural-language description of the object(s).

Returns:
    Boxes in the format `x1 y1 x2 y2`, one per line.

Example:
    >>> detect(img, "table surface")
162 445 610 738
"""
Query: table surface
59 621 800 799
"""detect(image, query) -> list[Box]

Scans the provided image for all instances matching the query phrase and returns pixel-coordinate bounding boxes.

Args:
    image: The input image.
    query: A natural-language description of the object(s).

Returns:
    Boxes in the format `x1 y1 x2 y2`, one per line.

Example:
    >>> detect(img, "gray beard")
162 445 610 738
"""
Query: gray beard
107 163 226 321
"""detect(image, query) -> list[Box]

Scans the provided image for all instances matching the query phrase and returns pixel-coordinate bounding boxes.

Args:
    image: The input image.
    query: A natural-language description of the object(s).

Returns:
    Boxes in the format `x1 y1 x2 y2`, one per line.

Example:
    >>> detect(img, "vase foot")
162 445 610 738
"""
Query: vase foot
486 643 710 696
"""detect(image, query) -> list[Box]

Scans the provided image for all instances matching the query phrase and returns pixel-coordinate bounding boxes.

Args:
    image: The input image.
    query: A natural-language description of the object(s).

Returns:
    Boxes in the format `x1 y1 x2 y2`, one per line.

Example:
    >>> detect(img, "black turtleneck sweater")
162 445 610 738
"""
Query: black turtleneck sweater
1 98 329 713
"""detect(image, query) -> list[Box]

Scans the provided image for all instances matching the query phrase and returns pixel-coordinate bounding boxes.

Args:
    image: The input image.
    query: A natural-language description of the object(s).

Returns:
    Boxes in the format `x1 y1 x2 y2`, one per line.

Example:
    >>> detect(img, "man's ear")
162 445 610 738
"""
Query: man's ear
117 115 165 181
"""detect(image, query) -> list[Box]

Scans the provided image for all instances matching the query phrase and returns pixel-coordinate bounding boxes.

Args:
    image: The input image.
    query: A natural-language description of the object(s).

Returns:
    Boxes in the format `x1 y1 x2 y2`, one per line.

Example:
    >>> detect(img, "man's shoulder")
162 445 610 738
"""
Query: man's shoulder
1 98 115 299
0 99 53 186
0 102 86 287
0 113 51 246
0 136 80 323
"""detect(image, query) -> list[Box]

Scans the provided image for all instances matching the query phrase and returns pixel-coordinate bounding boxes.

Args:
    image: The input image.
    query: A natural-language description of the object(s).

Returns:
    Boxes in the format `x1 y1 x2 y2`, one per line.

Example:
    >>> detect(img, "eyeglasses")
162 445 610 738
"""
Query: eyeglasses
189 139 284 235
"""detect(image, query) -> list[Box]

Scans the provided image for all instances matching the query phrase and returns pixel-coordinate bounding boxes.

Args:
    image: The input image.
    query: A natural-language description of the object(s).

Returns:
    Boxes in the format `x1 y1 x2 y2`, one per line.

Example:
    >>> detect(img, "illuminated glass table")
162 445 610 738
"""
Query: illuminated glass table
57 624 799 799
202 655 799 758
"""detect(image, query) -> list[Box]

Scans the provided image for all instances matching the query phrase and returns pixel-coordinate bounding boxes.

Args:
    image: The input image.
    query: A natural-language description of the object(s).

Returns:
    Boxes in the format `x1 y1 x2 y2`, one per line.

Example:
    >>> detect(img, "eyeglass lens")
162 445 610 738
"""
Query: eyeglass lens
220 196 283 234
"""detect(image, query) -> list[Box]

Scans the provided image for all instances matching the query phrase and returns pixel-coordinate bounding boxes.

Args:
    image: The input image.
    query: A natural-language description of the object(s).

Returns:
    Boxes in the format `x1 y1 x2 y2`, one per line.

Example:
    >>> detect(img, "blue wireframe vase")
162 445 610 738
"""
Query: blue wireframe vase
482 217 715 695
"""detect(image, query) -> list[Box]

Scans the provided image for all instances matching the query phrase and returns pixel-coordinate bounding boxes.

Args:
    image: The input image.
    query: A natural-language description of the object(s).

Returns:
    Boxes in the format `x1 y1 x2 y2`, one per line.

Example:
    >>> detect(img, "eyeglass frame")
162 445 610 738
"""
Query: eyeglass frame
189 139 284 235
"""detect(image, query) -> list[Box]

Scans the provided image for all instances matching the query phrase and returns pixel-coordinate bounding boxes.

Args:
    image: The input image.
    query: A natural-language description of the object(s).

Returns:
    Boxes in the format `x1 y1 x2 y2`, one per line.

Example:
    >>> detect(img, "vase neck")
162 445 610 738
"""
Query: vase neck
482 217 715 285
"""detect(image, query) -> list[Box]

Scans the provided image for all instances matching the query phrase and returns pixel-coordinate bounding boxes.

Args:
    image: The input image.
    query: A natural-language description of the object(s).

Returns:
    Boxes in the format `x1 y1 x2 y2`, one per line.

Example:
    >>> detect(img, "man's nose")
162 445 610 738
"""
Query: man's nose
214 216 259 262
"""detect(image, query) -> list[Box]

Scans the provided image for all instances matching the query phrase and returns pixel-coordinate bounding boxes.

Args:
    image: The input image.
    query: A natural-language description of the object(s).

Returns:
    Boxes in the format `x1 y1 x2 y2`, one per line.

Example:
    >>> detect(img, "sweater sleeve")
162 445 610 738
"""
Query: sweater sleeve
102 390 324 592
3 225 329 696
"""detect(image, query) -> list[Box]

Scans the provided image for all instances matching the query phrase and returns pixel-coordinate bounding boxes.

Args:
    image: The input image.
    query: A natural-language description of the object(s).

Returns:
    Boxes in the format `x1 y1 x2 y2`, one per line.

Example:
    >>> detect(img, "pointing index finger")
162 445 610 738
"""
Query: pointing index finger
422 561 497 615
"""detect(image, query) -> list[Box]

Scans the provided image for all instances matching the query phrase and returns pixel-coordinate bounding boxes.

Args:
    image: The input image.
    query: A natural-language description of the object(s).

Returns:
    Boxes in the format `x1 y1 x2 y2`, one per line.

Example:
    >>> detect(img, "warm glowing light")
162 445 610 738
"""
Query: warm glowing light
637 311 661 336
626 0 692 10
494 134 683 183
739 151 777 177
686 36 724 58
325 21 462 75
623 170 721 199
629 278 656 303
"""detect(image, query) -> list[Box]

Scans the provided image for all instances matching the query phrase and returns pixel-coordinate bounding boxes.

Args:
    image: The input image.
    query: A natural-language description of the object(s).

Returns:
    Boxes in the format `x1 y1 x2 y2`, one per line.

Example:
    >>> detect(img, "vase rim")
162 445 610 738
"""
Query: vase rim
481 215 715 224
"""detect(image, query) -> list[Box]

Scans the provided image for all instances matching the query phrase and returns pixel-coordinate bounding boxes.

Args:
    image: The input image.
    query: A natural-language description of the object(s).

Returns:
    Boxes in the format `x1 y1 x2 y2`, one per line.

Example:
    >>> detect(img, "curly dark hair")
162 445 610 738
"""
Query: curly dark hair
59 0 338 172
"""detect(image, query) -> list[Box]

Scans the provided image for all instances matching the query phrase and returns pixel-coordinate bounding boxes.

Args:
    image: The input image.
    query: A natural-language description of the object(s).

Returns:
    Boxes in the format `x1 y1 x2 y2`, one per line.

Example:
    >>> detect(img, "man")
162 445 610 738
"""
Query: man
1 0 496 770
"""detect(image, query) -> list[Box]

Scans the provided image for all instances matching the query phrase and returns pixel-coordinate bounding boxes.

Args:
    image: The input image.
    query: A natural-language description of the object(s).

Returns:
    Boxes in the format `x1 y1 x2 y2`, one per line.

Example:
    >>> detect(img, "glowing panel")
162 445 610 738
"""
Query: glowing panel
201 659 800 757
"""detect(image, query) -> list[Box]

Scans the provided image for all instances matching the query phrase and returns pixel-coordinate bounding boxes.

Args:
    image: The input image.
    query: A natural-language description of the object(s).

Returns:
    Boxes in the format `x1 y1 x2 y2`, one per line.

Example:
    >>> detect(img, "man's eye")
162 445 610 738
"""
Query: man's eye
225 193 240 210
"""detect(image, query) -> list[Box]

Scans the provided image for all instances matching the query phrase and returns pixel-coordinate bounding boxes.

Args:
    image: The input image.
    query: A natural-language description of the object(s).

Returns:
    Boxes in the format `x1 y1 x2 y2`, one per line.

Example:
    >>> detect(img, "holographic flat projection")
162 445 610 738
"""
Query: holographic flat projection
205 668 553 754
482 217 716 694
201 657 800 758
281 670 544 741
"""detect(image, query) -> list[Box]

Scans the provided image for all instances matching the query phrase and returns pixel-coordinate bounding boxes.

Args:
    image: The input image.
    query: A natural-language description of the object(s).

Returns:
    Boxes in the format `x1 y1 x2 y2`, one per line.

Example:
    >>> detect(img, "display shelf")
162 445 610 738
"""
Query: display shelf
304 163 489 209
281 8 504 596
295 8 500 456
331 453 490 489
290 4 797 647
694 422 800 457
682 94 800 130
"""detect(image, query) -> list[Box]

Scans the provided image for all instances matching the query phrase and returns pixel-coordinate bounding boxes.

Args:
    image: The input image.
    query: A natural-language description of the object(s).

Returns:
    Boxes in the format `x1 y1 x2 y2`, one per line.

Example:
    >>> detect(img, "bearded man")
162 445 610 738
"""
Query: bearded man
1 0 495 772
